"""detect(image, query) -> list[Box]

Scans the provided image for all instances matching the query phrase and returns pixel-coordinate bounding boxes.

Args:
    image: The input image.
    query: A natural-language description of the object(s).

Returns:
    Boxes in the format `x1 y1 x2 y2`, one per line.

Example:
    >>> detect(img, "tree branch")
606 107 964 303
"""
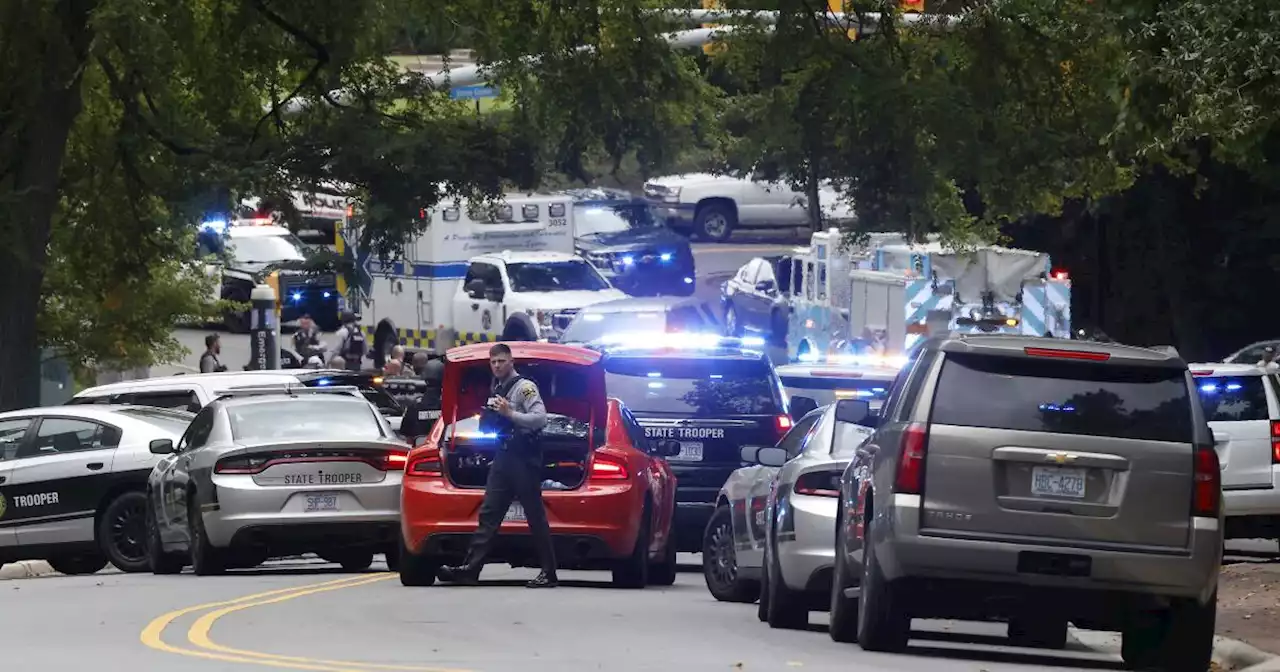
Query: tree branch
96 56 209 157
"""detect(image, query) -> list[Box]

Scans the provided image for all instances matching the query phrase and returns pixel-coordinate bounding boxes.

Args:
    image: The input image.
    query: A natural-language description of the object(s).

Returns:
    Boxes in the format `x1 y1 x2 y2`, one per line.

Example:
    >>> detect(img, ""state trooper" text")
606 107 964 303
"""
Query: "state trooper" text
644 427 725 439
13 492 59 507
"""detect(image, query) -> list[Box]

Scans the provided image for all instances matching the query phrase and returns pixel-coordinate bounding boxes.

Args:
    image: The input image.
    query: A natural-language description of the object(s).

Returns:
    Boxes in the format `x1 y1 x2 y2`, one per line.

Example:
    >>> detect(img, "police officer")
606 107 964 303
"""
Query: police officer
437 344 558 588
399 353 444 442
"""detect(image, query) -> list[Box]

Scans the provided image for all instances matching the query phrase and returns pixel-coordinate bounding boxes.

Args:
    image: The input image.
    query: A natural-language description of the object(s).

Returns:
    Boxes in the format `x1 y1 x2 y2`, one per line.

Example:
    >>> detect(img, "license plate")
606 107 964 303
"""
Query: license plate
504 503 526 522
1031 466 1087 499
304 494 340 512
673 442 704 461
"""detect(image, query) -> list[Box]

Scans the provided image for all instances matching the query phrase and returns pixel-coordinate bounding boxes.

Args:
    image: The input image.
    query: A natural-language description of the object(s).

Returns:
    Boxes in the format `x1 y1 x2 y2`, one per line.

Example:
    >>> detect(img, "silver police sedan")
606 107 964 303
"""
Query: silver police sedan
144 385 409 575
702 400 874 624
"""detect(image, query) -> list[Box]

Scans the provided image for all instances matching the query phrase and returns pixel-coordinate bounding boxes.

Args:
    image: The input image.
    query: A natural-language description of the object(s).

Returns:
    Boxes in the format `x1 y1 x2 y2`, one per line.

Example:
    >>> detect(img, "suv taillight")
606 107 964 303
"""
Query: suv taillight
774 415 793 442
1271 421 1280 465
895 423 928 494
1192 444 1221 517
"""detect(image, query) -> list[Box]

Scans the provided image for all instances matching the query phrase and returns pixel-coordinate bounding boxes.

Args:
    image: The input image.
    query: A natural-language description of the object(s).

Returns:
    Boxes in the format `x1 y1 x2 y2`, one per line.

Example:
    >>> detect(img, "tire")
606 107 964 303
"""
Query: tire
757 562 770 622
829 508 859 643
98 491 151 573
856 518 910 652
695 203 736 242
501 319 535 342
331 551 374 572
613 505 651 589
47 554 108 576
398 534 439 587
187 500 225 576
765 541 809 630
1007 616 1068 650
384 545 401 573
1121 591 1217 672
648 528 678 586
701 506 759 603
146 500 186 575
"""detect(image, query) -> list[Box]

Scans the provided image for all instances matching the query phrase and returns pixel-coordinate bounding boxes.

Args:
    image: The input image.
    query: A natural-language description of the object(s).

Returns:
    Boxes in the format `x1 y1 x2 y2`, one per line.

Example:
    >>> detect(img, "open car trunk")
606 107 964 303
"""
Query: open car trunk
442 414 595 490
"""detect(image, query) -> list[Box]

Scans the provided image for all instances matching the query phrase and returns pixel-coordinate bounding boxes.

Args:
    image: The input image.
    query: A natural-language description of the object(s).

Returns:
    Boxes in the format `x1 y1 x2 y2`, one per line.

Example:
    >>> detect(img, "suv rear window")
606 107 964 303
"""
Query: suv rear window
1195 375 1271 422
604 357 781 415
930 353 1194 443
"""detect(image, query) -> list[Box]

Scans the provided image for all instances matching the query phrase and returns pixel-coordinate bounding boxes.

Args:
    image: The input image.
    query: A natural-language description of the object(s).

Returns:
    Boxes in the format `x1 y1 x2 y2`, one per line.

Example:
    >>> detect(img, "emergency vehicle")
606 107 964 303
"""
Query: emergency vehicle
784 229 1072 362
346 193 628 359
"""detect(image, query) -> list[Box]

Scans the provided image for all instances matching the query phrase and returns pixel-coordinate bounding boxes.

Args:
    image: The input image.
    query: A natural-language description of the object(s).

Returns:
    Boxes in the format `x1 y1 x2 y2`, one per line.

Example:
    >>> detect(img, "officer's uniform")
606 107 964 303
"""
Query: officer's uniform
399 387 442 440
456 373 557 580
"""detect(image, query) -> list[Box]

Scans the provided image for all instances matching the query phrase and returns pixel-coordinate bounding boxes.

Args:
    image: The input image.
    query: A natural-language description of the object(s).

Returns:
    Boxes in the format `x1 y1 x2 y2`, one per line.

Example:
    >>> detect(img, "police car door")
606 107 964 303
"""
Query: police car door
7 416 123 547
0 417 38 548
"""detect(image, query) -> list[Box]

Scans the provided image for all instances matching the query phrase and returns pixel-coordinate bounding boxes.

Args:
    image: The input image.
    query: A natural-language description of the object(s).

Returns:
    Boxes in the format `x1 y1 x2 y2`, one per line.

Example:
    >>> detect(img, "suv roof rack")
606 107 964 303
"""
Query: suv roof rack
214 384 363 402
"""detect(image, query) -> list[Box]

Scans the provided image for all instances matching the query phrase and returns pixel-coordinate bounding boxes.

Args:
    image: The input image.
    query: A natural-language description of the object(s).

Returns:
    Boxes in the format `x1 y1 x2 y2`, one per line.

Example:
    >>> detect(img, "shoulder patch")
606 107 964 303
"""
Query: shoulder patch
521 382 536 398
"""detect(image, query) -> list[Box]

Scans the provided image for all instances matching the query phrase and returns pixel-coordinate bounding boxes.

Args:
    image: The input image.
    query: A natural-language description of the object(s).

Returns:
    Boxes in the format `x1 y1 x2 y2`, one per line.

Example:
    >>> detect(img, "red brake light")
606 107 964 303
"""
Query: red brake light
895 423 928 494
1191 370 1215 377
383 450 408 471
1271 421 1280 465
774 415 793 441
794 471 840 497
405 451 442 478
1023 347 1110 362
1193 445 1221 517
590 454 629 481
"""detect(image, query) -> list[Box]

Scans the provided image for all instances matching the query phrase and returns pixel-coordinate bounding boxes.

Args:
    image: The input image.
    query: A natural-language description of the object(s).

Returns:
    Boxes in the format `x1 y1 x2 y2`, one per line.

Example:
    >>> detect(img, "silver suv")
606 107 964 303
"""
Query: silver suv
828 335 1223 672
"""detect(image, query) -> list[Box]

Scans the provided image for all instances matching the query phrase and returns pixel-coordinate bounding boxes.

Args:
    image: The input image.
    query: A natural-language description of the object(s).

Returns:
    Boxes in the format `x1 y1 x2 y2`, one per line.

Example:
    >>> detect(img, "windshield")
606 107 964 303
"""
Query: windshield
561 312 668 344
604 357 781 415
226 233 308 264
930 354 1194 443
115 407 195 433
507 261 610 292
229 398 384 441
1195 375 1271 422
574 206 632 236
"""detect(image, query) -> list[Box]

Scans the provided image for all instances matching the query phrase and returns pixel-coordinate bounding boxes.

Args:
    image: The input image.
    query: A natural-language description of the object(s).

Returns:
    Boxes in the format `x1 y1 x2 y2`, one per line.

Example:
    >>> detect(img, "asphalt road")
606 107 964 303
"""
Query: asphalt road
2 554 1134 672
158 242 793 376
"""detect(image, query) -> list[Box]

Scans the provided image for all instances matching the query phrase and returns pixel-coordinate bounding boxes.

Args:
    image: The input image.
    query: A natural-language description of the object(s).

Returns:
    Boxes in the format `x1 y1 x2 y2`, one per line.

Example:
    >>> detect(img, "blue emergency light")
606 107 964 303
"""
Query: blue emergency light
596 331 765 350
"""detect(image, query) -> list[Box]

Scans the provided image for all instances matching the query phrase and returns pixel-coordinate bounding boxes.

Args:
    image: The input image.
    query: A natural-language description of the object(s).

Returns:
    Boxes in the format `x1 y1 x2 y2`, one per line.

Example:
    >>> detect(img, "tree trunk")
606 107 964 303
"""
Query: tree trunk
0 0 97 411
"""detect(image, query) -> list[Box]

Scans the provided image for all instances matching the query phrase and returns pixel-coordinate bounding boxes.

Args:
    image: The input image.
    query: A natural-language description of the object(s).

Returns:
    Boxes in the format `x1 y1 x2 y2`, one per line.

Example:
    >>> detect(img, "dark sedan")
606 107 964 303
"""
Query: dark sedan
569 188 696 297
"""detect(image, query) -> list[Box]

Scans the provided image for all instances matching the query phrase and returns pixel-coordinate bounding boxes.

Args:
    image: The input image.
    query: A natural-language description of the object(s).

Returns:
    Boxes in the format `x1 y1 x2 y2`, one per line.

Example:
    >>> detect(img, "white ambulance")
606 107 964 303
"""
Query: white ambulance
349 193 628 357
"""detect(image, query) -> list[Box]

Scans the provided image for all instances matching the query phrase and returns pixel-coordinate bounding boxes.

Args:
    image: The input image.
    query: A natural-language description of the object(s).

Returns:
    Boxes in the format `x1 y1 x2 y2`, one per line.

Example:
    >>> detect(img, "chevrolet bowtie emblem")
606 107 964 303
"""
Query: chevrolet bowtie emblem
1046 452 1077 464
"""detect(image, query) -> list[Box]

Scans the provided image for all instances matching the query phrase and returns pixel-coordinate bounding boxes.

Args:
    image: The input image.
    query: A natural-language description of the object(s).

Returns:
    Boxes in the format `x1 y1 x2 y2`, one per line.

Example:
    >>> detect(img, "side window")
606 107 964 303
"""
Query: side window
880 347 928 421
778 411 823 457
0 418 35 460
65 394 115 406
21 418 122 458
894 349 940 422
131 390 202 413
177 407 217 453
476 263 503 290
619 406 650 453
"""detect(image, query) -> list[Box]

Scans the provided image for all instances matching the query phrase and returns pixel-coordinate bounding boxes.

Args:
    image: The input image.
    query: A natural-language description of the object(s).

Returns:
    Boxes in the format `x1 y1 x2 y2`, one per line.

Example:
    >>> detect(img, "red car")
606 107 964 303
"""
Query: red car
398 342 680 588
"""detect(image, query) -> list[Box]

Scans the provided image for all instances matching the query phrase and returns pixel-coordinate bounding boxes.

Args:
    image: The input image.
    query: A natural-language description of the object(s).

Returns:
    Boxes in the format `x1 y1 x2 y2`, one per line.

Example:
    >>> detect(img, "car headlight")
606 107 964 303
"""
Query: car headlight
535 310 554 328
663 187 682 203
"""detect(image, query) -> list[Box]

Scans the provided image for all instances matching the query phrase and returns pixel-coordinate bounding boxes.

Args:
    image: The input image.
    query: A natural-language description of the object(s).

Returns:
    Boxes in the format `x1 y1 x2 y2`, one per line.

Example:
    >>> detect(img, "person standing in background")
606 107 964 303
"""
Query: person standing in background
199 334 227 373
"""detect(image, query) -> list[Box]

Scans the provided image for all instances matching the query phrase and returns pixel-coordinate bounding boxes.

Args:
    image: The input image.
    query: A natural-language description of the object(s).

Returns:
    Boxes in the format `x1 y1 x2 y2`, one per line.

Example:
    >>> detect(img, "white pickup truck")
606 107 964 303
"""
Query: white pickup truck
642 172 855 242
349 193 627 358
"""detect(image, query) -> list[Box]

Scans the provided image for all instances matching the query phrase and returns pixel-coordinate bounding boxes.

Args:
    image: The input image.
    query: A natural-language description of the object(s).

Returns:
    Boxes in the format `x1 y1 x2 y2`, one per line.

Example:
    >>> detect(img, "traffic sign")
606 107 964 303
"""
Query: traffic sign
450 85 499 100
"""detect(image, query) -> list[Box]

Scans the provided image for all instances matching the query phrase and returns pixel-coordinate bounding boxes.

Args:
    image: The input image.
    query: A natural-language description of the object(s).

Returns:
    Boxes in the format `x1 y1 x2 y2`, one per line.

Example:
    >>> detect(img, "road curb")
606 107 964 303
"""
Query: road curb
1070 629 1278 671
0 560 57 581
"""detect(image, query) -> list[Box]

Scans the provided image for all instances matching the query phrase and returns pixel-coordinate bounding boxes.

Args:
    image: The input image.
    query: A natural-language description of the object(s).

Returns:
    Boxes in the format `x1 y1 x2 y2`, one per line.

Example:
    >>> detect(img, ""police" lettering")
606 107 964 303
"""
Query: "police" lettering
13 492 59 508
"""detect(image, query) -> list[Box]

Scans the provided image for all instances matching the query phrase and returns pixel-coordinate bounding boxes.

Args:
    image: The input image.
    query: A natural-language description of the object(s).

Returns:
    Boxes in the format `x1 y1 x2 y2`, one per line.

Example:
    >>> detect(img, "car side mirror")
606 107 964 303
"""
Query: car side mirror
790 395 819 419
741 445 788 467
653 439 681 458
484 287 505 303
465 279 486 299
835 398 873 426
755 280 775 293
149 438 174 455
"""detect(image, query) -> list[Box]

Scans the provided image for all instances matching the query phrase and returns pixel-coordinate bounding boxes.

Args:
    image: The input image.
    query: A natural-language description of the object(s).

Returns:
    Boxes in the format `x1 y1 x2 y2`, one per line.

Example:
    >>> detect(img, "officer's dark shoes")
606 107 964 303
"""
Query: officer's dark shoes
437 565 479 585
526 572 558 589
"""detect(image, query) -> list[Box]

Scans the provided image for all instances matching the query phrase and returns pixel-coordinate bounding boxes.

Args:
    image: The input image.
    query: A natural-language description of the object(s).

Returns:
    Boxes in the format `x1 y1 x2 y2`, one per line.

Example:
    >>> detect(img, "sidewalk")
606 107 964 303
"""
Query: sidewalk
1218 561 1280 657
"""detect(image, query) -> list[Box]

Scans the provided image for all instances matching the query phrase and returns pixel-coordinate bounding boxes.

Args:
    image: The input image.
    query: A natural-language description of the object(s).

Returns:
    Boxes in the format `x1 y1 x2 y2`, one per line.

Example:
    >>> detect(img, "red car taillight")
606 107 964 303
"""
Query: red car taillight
1271 421 1280 465
214 455 269 474
793 471 840 497
405 451 443 478
895 423 928 494
382 450 408 471
1192 444 1221 517
590 454 628 481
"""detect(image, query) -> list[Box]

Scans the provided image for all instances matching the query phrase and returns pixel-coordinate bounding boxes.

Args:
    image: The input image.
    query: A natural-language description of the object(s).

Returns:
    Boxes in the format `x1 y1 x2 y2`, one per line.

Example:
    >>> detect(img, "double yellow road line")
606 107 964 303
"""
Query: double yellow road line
140 574 473 672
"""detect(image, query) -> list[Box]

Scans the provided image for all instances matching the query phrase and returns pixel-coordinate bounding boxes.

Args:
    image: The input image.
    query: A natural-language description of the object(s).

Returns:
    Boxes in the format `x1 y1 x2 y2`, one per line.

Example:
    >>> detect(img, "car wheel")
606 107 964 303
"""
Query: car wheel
1121 591 1217 672
187 500 226 576
146 500 185 575
613 505 651 589
757 560 770 622
855 518 910 652
828 509 859 643
648 527 678 586
695 203 736 242
98 491 151 573
398 534 439 587
47 554 108 576
701 506 759 603
384 545 401 573
765 541 809 630
1007 616 1068 649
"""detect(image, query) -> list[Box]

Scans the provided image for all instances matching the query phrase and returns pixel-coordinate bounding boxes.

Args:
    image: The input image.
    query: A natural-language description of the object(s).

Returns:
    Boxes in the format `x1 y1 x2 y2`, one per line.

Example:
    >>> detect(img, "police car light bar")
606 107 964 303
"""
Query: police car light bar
215 384 363 400
595 332 766 350
798 352 908 369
